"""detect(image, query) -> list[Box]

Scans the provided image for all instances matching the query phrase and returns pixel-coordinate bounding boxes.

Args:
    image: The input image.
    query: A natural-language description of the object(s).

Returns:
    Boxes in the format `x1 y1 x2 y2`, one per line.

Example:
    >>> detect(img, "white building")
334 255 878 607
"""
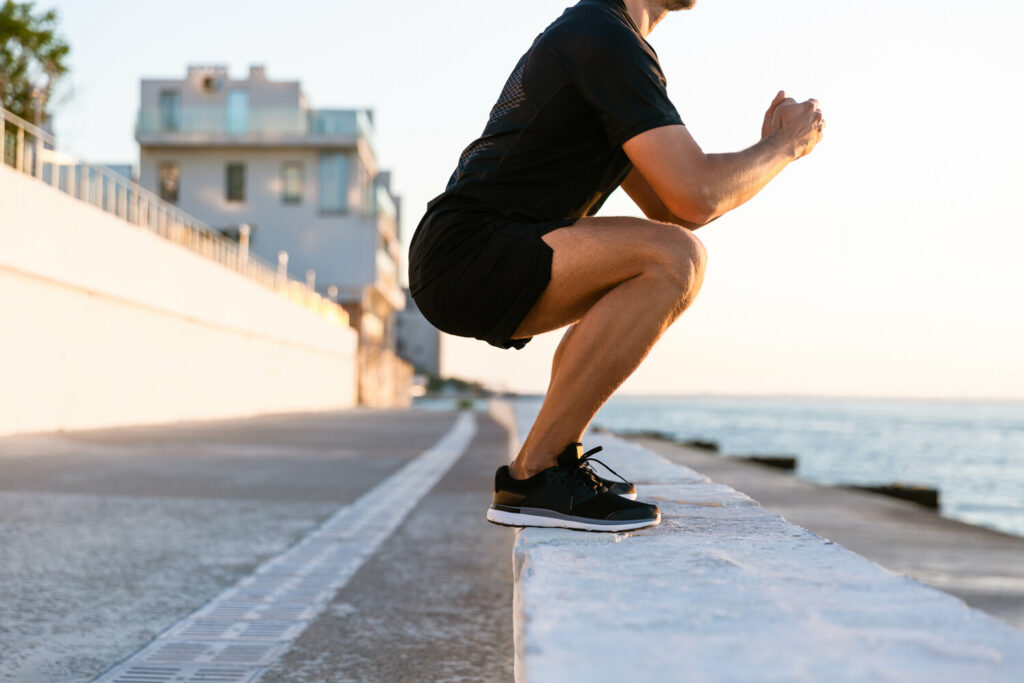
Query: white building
136 65 405 356
395 288 442 377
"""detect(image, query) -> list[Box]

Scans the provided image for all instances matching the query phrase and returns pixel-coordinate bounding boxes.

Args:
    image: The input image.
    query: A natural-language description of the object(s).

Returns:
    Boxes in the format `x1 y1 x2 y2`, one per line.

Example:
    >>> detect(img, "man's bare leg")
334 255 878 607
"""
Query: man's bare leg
508 215 707 479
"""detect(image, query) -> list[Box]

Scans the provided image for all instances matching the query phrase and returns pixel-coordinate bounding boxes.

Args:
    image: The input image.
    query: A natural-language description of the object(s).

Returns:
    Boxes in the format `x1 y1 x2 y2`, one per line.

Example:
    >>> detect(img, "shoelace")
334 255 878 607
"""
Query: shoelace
568 445 630 511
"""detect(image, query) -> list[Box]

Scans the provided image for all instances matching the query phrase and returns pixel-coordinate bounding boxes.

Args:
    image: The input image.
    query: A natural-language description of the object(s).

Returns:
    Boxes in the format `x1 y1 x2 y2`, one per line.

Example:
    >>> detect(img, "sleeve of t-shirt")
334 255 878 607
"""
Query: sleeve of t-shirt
547 19 684 147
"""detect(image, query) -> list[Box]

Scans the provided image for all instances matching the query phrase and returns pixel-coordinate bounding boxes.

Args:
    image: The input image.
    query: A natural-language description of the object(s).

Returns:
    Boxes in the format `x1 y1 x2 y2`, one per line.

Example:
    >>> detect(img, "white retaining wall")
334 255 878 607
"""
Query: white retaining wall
0 165 358 435
493 399 1024 683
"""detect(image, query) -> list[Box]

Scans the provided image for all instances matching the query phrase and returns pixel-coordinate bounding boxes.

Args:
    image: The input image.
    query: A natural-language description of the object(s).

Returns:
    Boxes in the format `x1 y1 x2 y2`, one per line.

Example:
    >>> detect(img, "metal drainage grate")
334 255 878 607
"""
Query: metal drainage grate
237 621 306 640
213 643 287 665
135 640 285 666
271 587 334 603
104 664 260 682
291 574 345 591
140 642 209 664
168 620 307 642
237 575 298 591
175 622 235 639
253 561 322 576
194 602 320 622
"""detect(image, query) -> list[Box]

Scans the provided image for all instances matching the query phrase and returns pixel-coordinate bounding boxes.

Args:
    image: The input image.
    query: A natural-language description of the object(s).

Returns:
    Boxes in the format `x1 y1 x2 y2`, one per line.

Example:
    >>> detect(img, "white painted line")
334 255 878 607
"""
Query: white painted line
92 411 477 682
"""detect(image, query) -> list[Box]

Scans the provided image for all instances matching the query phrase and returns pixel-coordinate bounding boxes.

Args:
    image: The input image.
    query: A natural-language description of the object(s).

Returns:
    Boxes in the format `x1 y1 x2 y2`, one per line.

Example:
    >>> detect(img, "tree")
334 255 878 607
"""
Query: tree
0 1 70 126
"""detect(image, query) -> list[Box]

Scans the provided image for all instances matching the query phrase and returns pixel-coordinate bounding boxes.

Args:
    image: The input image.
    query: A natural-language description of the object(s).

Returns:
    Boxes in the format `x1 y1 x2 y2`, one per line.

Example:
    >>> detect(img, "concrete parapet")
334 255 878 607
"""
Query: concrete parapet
0 164 359 435
495 400 1024 682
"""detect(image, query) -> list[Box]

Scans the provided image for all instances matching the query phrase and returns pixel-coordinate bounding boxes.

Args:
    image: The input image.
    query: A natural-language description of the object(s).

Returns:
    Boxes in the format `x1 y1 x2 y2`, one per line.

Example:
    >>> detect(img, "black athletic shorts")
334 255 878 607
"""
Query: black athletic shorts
408 207 578 350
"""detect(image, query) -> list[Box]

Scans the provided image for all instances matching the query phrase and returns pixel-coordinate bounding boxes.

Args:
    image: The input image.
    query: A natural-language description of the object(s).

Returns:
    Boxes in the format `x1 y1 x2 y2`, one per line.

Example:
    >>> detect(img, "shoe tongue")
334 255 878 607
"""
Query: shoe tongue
556 442 584 469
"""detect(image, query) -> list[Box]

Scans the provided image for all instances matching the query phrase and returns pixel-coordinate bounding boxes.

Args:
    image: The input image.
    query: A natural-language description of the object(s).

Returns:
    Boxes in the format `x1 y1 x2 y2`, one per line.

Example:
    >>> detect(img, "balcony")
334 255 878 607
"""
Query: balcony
136 106 375 151
375 247 405 312
309 110 374 143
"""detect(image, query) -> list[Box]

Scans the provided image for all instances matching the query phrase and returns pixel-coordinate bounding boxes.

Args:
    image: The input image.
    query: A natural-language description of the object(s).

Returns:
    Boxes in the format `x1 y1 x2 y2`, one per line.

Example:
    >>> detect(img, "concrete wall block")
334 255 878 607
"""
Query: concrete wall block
495 399 1024 682
0 165 359 435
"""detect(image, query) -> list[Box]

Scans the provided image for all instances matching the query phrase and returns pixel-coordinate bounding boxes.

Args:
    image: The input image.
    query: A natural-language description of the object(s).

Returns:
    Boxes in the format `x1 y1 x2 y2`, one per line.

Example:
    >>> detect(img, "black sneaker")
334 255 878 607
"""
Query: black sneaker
558 442 637 500
485 444 660 532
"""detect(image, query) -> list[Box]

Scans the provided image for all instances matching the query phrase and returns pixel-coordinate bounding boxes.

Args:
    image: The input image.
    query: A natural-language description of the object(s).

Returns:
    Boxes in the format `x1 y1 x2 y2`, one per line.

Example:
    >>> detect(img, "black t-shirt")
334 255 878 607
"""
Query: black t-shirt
424 0 683 223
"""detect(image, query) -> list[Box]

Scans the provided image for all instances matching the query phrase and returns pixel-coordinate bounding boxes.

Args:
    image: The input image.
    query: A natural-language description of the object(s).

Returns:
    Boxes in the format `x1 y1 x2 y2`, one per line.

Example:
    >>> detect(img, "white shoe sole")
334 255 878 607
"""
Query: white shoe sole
486 506 659 532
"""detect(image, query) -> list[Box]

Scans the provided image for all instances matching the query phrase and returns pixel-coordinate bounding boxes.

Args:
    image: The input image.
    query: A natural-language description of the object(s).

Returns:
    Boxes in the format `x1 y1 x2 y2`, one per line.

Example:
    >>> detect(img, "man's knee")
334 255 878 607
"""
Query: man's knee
650 227 707 301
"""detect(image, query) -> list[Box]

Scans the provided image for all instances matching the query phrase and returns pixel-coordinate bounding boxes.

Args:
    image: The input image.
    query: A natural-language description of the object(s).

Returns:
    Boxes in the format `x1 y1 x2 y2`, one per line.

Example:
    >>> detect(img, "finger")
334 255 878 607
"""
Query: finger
763 93 785 136
765 91 787 121
806 98 819 110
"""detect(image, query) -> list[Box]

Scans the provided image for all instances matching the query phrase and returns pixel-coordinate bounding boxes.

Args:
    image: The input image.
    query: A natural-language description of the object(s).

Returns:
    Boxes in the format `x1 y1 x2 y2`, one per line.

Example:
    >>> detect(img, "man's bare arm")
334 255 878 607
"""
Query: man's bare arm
619 166 718 231
622 96 824 225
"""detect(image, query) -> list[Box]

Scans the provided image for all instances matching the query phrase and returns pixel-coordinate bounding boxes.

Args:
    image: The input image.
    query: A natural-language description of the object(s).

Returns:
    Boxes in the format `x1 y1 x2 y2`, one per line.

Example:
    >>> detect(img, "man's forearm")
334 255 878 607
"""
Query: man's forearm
698 130 796 221
622 117 817 227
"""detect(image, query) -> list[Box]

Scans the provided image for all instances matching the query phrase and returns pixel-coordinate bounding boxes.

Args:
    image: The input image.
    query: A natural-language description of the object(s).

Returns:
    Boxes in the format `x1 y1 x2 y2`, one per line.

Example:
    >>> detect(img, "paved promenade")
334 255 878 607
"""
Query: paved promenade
7 400 1023 681
622 432 1024 630
0 407 513 682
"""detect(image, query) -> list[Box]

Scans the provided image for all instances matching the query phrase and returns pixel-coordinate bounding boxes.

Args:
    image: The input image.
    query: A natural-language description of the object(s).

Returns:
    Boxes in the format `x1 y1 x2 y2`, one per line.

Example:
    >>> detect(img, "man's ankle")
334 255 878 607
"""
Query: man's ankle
509 459 549 480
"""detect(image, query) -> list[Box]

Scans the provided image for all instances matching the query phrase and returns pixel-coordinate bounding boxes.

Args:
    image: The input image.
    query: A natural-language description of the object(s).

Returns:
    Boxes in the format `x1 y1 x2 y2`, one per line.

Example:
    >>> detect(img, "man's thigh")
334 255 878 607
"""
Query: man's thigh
511 215 697 339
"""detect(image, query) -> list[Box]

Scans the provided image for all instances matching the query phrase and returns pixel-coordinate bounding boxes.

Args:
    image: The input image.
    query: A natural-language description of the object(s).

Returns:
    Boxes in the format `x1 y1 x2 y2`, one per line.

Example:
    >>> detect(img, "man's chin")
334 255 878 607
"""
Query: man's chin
666 0 697 10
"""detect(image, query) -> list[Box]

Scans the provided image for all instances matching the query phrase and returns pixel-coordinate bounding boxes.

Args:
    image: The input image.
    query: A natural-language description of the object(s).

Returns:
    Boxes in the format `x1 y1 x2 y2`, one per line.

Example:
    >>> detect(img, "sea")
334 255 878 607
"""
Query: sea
416 394 1024 539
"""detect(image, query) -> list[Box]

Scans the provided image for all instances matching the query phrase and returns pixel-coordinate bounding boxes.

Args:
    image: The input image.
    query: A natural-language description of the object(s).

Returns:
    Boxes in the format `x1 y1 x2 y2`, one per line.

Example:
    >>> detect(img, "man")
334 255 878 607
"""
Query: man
408 0 824 532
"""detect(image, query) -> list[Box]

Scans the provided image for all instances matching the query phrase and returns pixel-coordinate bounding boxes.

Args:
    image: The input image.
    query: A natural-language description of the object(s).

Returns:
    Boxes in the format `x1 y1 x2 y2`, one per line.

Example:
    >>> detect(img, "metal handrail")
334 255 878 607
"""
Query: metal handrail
0 106 349 326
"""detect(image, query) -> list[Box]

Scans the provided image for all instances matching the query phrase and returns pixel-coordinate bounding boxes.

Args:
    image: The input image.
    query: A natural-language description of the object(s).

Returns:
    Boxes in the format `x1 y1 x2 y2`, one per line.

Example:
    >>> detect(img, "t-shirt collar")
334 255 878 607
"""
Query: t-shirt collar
599 0 645 39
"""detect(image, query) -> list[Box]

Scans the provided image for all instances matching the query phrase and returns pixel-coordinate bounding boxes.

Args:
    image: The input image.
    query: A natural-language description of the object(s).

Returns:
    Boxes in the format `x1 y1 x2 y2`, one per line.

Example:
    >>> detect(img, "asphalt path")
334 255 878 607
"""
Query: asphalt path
0 406 513 682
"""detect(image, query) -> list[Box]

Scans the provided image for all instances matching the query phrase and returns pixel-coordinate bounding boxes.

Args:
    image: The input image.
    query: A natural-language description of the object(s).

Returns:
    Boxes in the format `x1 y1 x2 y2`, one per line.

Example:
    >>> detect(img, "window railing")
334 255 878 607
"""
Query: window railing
136 105 308 137
1 106 349 327
135 106 375 146
308 109 374 144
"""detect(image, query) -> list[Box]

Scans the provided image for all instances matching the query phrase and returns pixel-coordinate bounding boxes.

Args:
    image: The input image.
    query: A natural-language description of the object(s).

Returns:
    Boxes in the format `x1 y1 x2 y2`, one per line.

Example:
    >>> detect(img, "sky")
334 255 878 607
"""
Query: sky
42 0 1024 398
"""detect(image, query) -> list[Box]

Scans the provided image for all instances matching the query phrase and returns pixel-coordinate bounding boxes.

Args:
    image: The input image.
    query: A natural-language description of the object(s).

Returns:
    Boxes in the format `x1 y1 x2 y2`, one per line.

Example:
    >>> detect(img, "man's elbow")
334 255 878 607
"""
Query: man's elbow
664 188 719 226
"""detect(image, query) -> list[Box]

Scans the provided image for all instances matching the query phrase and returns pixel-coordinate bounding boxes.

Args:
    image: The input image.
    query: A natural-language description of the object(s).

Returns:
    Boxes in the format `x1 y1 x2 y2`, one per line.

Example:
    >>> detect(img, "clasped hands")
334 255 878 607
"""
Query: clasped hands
761 90 825 159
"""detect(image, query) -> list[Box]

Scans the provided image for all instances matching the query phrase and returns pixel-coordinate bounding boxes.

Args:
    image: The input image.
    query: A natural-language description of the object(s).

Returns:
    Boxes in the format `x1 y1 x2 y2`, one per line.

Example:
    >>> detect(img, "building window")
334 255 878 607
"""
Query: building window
282 162 303 204
318 152 350 212
159 90 180 132
226 163 245 202
158 162 179 203
226 90 248 135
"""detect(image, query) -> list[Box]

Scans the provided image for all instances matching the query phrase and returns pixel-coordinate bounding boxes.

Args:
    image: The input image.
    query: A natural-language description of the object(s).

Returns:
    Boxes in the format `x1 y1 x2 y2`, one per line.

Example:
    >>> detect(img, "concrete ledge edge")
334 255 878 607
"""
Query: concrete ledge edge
491 399 1024 683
